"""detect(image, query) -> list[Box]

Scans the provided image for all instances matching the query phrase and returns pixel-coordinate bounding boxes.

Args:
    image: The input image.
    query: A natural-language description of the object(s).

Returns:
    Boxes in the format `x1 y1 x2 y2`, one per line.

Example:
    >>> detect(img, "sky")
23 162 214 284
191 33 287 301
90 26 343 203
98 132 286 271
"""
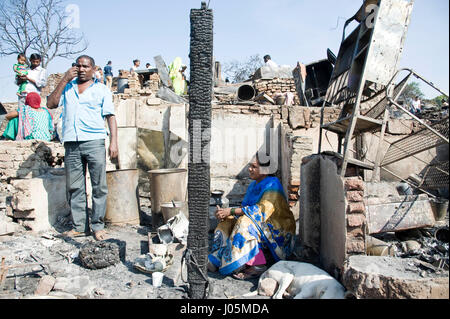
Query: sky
0 0 449 103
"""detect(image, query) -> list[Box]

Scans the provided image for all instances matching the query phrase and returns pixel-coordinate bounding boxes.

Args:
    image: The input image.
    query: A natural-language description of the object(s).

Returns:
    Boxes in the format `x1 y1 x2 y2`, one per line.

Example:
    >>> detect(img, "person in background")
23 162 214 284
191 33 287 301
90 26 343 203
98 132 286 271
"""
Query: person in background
411 96 422 115
103 61 113 89
47 55 118 241
263 54 279 69
168 57 187 95
208 153 296 280
130 59 140 73
145 63 152 69
13 53 29 97
2 92 53 141
94 66 103 83
19 53 48 106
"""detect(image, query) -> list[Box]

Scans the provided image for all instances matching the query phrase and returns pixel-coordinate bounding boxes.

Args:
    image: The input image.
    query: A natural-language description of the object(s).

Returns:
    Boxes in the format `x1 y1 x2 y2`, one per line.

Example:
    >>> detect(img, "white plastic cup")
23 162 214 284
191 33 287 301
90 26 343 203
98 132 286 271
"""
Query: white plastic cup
152 272 164 287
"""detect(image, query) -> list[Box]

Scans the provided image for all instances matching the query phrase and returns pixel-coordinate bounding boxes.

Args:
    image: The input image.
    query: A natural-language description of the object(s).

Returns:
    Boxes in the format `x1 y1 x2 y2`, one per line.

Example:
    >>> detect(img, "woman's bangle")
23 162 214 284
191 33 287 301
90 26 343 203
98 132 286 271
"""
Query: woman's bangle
230 208 236 216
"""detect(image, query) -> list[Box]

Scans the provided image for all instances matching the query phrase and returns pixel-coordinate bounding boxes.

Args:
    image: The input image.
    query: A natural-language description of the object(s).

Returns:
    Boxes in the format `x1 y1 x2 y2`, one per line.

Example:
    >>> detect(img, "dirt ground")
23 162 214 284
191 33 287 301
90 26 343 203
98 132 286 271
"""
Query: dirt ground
0 223 270 300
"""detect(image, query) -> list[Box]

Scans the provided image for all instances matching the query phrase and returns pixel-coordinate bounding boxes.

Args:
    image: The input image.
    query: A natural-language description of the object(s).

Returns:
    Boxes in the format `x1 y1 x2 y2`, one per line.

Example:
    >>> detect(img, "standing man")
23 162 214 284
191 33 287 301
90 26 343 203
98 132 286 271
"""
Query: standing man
104 61 113 90
412 96 422 115
263 54 278 69
130 59 140 73
47 55 118 241
18 53 47 106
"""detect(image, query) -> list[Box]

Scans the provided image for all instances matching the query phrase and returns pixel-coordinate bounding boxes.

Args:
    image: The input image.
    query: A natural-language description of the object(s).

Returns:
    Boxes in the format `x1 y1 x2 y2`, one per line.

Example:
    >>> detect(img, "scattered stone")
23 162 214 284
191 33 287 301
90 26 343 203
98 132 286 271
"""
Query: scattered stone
146 98 161 106
401 240 421 253
34 275 56 296
48 291 77 299
342 255 449 299
53 276 93 298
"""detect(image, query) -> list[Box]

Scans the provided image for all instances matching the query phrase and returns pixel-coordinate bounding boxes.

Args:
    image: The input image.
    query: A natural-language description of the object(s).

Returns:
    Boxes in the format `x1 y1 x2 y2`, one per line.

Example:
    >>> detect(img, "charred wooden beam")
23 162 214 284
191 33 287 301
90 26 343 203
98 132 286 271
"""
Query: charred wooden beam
187 2 213 299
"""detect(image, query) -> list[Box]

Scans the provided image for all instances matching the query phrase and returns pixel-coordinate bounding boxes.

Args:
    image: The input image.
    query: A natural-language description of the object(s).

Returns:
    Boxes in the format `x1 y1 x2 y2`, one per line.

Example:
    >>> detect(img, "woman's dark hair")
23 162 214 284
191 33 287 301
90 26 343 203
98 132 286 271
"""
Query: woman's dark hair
29 53 42 61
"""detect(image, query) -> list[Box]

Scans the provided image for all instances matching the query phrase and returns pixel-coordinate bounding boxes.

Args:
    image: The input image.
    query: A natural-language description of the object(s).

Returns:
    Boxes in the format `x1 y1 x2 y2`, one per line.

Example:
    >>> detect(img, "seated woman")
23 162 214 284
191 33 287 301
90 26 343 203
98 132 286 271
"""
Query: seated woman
2 92 53 141
208 153 296 280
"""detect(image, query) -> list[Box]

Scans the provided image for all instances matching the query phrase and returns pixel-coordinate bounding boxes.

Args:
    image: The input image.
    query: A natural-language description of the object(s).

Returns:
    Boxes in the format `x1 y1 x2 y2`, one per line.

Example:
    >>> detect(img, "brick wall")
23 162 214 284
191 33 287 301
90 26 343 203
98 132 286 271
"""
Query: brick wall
254 78 300 105
0 140 64 184
344 177 367 255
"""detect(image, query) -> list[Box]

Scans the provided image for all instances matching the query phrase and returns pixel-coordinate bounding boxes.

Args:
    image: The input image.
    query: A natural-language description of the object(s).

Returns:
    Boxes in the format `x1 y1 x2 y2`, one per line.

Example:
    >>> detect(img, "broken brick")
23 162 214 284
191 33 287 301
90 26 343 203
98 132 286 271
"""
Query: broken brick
346 238 365 254
344 178 364 191
347 214 365 227
35 275 56 296
346 191 364 202
347 226 364 238
347 202 365 214
290 180 301 187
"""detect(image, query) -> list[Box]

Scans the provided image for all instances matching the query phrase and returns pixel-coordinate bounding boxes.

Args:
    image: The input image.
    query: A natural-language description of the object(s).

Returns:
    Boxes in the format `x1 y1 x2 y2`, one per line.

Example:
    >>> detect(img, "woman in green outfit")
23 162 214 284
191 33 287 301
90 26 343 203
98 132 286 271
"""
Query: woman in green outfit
2 92 54 141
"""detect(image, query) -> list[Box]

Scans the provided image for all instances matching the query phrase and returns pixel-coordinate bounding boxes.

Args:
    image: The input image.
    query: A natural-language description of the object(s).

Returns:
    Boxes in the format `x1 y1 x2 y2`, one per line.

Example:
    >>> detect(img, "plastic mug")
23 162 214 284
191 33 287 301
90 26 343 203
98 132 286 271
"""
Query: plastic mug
152 272 164 287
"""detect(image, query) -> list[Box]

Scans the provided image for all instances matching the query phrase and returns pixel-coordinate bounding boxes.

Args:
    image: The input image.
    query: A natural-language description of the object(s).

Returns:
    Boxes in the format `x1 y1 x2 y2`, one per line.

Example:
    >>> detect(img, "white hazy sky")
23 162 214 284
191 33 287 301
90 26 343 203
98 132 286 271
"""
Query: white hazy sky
0 0 448 103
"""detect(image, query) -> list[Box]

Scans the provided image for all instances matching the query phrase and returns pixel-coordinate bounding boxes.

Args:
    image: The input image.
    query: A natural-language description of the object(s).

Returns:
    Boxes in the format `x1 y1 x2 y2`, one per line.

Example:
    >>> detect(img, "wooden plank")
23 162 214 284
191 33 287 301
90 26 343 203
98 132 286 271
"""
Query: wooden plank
366 196 436 234
323 151 374 170
371 108 389 182
322 115 383 135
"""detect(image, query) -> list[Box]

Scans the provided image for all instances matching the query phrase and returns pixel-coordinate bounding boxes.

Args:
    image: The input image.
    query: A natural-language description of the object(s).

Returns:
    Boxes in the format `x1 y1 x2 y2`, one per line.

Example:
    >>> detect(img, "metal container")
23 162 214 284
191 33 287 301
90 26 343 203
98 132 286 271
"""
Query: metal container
149 168 187 228
366 236 395 256
275 95 286 105
434 227 449 243
237 84 255 101
117 78 128 93
430 198 449 221
160 201 188 223
211 190 224 207
105 169 140 225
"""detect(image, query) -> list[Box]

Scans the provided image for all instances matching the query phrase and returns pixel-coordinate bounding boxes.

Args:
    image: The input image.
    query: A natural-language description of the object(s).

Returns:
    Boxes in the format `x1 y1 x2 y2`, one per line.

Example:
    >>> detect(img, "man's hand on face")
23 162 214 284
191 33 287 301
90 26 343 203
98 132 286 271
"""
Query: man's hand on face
63 66 78 83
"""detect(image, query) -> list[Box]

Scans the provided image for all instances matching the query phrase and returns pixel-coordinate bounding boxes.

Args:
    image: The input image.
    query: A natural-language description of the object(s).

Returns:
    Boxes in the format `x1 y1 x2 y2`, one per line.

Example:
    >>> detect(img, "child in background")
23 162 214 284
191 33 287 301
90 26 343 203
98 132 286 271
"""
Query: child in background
13 53 29 96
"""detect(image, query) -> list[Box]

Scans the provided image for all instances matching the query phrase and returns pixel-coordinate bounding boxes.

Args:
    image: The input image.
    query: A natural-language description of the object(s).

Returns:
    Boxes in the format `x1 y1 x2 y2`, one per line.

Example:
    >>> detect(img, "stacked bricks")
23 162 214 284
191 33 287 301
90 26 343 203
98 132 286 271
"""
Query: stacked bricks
253 78 300 105
288 136 313 209
0 140 64 182
212 103 282 120
309 107 341 128
149 73 161 92
344 177 366 255
288 182 300 208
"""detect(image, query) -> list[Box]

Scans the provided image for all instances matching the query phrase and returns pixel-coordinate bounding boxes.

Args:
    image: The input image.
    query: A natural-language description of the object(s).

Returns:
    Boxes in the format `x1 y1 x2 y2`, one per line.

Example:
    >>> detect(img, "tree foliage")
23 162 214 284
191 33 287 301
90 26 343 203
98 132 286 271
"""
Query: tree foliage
431 94 448 107
222 54 263 83
399 82 424 106
0 0 88 68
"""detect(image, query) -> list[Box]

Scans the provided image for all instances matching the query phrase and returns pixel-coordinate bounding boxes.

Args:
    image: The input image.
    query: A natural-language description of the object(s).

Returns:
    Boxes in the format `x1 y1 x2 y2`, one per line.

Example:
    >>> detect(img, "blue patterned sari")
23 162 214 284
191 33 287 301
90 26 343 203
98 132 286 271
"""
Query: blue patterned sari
209 176 296 275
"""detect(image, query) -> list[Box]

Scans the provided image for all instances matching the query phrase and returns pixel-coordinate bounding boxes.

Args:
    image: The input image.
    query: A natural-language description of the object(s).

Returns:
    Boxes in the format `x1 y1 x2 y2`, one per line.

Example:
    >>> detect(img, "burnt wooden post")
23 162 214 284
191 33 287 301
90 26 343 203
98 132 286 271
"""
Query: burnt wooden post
187 2 213 299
